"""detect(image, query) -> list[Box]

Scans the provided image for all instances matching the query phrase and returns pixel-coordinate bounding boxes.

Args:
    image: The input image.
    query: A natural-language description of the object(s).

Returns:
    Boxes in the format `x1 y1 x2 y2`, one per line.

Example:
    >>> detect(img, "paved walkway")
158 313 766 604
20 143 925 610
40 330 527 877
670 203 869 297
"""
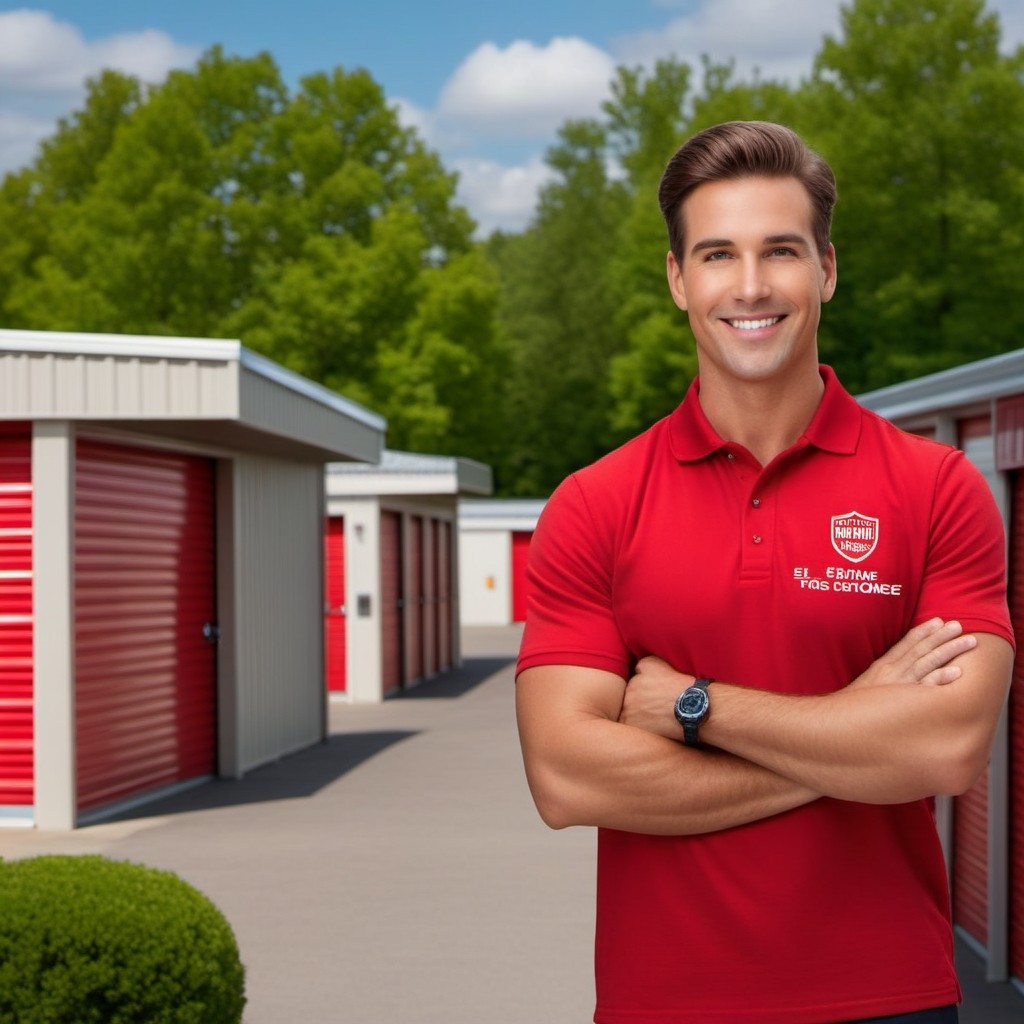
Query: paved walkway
1 625 1022 1023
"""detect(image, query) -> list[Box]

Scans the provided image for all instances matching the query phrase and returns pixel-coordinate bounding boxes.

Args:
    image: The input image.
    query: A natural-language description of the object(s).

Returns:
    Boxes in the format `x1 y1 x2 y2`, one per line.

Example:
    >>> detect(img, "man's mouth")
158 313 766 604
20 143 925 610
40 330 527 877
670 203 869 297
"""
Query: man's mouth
727 317 782 331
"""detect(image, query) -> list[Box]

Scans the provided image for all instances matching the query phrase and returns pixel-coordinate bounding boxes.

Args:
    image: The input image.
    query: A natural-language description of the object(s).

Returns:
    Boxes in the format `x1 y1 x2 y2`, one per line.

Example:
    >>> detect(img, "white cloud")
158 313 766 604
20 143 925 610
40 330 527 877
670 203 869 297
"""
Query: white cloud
0 9 199 175
613 0 842 85
437 37 616 141
452 156 556 236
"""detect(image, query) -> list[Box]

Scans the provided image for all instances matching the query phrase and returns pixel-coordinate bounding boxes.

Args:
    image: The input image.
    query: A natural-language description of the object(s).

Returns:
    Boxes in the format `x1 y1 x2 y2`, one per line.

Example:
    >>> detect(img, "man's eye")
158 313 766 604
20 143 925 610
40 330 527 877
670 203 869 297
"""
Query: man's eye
705 251 731 261
768 247 797 257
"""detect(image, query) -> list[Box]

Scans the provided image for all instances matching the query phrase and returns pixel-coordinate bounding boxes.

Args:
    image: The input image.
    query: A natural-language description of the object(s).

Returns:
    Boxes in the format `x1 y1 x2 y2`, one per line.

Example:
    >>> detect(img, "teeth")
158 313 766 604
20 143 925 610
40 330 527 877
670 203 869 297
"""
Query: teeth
730 317 780 330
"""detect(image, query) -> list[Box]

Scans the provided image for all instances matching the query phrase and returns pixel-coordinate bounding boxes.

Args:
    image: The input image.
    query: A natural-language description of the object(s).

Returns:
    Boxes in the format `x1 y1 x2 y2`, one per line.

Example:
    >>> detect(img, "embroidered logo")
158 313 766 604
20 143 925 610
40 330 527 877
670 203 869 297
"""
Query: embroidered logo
830 511 879 563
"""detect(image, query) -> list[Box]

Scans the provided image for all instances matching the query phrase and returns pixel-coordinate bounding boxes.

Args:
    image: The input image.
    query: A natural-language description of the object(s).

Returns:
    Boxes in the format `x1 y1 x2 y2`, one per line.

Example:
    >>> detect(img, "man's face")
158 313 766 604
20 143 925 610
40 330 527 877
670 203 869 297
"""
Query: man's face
666 175 837 391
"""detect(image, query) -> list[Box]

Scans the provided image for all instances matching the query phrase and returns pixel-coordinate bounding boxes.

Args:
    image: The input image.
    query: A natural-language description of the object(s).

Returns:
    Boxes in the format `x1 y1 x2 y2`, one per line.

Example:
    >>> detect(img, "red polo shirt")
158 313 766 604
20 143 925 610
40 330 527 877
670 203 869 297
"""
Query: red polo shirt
517 366 1013 1023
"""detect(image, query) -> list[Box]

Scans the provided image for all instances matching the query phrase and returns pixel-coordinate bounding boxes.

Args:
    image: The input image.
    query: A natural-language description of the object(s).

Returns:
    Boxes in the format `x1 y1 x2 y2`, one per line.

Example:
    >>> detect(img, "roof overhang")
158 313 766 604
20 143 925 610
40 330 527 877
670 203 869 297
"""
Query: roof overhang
0 328 386 463
327 449 493 497
857 349 1024 422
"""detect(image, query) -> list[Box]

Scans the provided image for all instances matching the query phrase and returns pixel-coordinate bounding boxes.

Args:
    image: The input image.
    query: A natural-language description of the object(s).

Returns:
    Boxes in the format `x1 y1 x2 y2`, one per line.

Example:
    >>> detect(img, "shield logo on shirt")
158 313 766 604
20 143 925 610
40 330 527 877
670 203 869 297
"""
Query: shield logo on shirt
830 511 879 563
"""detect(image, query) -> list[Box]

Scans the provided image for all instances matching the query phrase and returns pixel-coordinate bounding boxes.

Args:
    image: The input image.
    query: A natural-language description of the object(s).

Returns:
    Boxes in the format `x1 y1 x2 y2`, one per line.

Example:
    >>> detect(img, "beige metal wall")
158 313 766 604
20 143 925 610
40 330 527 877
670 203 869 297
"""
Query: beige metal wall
221 454 326 775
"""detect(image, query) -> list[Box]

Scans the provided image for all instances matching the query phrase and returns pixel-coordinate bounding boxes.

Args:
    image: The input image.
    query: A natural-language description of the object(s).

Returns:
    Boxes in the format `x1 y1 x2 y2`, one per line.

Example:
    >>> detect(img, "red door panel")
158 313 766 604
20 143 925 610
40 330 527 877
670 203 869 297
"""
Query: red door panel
512 531 533 623
380 511 402 695
75 441 216 812
0 428 33 806
324 517 347 693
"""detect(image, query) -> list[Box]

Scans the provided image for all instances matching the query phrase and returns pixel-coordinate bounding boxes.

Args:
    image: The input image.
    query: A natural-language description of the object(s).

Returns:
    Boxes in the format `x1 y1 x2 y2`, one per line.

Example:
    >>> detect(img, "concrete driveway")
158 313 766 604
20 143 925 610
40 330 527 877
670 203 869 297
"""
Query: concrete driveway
1 625 1021 1023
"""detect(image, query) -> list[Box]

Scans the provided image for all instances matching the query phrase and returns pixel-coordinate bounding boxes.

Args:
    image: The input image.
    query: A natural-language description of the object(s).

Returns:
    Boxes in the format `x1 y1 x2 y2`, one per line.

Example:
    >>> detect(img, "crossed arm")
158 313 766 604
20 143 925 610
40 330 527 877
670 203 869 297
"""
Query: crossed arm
516 619 1013 835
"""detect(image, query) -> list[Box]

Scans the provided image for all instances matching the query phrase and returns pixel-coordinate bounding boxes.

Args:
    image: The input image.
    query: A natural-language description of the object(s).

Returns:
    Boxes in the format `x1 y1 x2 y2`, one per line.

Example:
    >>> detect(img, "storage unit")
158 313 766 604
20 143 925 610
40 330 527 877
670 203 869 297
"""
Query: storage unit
325 450 492 703
0 328 385 829
859 351 1024 990
458 499 545 626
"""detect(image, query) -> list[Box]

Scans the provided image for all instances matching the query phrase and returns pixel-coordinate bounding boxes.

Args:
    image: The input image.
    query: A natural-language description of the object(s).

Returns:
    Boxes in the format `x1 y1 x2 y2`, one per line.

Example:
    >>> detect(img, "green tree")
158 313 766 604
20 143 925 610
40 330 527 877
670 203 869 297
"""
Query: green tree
807 0 1024 389
489 119 629 495
0 48 500 461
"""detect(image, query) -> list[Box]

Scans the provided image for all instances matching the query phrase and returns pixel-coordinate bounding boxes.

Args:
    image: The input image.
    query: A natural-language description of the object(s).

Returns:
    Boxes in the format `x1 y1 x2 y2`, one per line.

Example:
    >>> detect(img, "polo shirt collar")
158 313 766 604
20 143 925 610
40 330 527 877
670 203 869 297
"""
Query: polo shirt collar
667 364 862 463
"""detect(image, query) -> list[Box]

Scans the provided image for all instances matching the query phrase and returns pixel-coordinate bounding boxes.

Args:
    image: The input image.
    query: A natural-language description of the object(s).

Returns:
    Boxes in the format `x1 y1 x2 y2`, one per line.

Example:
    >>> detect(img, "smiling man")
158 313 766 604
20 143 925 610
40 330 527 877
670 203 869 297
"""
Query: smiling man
515 122 1014 1024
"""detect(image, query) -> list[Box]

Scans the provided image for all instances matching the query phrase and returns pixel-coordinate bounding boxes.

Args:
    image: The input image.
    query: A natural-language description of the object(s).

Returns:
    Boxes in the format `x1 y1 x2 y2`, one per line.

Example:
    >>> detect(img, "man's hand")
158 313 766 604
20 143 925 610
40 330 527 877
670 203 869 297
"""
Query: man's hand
846 617 976 691
619 656 693 739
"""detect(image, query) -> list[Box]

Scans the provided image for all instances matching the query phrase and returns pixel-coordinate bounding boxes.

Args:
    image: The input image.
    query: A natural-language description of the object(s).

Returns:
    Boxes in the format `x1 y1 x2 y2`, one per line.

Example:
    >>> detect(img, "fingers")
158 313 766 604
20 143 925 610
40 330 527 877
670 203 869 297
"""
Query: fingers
913 632 977 685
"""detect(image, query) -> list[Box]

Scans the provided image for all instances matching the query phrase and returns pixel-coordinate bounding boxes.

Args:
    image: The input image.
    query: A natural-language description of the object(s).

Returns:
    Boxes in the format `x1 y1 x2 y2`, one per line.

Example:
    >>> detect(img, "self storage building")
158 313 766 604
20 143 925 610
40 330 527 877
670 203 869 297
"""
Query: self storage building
325 450 492 703
0 328 385 830
859 349 1024 993
457 498 545 627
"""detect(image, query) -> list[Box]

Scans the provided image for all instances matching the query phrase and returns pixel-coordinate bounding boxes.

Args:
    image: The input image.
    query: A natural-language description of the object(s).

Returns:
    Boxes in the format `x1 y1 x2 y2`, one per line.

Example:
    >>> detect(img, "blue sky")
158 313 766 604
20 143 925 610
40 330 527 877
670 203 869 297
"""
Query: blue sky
2 1 1022 234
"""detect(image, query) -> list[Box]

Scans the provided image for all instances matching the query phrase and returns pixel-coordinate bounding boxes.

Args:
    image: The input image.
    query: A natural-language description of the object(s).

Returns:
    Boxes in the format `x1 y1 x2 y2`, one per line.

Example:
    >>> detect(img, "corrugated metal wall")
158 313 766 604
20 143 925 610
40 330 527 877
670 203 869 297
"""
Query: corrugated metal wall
233 456 324 772
0 428 33 806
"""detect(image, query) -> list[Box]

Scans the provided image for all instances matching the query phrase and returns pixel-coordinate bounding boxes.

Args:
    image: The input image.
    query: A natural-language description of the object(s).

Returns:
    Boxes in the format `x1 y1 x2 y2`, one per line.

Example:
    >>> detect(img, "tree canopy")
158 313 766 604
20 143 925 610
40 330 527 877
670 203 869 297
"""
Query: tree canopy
2 0 1022 495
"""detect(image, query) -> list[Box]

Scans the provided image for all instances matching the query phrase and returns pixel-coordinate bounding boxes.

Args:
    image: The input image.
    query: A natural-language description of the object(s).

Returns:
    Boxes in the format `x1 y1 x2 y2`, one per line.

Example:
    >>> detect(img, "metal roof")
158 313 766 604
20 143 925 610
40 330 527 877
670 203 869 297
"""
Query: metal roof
0 328 386 463
326 449 493 496
857 349 1024 421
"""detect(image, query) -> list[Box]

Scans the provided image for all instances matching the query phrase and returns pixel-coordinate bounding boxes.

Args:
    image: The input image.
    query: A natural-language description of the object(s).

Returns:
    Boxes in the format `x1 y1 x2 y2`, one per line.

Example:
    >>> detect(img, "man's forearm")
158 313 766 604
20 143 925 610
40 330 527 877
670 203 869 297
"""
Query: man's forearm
703 637 1010 803
516 666 819 835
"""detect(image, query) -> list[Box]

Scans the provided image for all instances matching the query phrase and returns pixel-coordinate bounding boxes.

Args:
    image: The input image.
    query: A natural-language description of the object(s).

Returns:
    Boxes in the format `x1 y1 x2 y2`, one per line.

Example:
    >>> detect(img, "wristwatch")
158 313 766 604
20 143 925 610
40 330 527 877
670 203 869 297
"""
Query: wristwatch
674 677 714 746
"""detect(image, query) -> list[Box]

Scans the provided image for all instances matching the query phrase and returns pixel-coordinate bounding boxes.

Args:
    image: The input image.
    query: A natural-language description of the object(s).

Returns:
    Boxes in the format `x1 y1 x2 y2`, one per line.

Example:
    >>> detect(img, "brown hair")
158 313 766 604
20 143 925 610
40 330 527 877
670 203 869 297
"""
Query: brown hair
658 121 836 260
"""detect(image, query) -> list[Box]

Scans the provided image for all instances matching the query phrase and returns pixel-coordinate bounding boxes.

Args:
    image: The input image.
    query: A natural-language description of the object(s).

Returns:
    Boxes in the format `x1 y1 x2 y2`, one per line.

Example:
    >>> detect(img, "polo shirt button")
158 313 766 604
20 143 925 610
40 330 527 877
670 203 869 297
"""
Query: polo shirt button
752 535 763 544
752 498 761 507
726 452 736 460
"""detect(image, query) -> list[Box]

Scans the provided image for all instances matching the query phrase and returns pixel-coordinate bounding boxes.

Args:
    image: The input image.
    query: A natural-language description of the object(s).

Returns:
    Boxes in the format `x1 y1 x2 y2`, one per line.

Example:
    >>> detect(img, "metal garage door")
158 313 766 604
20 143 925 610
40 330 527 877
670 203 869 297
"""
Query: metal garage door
0 428 32 809
75 440 216 813
325 516 346 693
511 531 533 623
408 515 424 683
436 521 451 671
380 510 402 695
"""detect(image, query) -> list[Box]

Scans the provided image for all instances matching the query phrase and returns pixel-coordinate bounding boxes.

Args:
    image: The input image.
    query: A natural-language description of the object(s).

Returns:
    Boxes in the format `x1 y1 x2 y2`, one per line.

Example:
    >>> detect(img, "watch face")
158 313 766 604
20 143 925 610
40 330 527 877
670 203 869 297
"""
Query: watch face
678 688 709 719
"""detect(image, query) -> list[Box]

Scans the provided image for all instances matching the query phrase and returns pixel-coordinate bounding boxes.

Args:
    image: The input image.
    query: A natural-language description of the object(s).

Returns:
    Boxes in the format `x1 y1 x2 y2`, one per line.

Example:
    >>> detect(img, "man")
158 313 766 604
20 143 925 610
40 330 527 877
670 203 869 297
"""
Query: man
515 121 1014 1024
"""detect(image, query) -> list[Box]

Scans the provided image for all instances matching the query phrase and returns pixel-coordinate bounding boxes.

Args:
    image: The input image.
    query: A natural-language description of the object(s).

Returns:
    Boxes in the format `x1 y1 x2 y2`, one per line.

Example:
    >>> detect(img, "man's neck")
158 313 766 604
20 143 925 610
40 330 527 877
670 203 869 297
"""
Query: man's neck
697 367 825 466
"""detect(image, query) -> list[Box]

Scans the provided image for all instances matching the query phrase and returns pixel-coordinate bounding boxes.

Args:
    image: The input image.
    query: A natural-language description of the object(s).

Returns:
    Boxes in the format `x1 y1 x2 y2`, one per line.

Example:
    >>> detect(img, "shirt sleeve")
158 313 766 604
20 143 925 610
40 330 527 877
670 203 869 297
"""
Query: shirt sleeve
913 447 1015 648
515 474 632 679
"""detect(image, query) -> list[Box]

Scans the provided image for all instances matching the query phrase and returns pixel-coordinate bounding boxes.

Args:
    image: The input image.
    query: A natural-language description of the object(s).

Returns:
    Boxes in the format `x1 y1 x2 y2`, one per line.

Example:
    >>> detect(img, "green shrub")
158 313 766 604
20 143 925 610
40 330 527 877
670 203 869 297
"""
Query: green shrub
0 854 246 1024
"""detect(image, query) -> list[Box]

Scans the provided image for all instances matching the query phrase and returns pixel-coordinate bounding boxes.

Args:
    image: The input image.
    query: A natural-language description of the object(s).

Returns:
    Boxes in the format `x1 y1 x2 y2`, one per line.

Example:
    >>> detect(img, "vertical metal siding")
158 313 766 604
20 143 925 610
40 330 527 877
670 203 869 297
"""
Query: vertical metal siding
380 511 402 695
233 457 324 771
75 440 216 812
1009 472 1024 982
0 429 33 805
325 517 346 693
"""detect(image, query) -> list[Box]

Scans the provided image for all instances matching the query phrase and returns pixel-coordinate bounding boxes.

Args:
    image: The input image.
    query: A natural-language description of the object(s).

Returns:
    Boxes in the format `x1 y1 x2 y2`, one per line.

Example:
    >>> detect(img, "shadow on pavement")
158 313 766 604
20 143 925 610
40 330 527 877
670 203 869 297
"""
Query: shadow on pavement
395 655 514 700
99 730 418 822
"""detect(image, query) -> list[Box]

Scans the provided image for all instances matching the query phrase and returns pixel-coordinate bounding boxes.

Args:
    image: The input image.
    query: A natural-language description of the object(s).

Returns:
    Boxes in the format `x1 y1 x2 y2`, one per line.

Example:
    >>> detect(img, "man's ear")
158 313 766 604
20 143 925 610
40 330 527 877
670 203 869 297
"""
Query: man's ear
821 243 838 303
667 251 687 311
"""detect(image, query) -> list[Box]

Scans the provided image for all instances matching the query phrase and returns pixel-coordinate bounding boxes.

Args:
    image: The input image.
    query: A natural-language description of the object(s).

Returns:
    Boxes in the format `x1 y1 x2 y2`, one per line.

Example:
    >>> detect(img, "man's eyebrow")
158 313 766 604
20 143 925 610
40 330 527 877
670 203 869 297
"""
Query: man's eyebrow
688 233 811 256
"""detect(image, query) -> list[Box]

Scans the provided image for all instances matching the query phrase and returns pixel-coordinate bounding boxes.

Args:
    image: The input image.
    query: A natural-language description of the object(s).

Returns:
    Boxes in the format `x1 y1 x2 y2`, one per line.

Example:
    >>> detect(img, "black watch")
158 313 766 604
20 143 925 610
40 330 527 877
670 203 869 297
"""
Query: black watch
674 677 714 746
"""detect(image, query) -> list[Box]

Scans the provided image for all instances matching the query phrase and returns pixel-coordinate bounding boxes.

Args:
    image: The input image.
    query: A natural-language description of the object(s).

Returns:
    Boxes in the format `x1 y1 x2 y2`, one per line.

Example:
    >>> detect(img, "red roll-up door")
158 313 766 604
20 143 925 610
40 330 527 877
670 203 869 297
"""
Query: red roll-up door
75 440 216 813
408 516 424 683
423 519 437 677
1009 471 1024 982
952 769 989 946
324 517 346 693
437 521 451 671
380 511 402 695
511 531 533 623
0 428 33 807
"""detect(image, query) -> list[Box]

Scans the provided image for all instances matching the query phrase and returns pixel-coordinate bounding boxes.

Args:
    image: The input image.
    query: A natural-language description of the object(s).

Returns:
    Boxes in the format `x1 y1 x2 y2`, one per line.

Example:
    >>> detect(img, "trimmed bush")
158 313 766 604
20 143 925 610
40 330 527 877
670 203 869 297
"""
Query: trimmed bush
0 854 246 1024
